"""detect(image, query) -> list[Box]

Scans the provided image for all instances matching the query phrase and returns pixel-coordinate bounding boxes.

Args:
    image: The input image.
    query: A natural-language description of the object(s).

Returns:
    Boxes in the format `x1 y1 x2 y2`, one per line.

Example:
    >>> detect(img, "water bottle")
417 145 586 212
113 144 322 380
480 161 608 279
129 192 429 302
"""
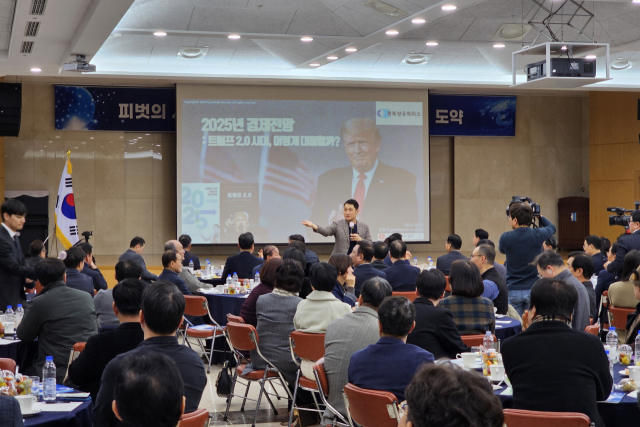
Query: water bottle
635 334 640 366
606 349 614 377
205 259 211 276
5 306 14 323
232 272 239 286
606 327 618 362
427 256 433 268
188 259 194 274
413 257 418 267
43 356 56 403
226 275 231 286
254 272 260 286
482 331 495 352
15 304 23 327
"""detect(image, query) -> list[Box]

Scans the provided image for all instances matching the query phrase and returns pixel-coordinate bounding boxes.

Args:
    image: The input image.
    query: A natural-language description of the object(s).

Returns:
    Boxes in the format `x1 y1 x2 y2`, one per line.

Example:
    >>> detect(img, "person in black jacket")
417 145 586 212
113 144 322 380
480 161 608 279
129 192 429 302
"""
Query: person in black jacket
63 246 95 297
158 250 191 296
221 232 262 280
384 240 419 292
179 234 201 271
471 244 509 315
78 242 108 293
436 234 469 276
26 239 47 268
501 278 612 427
67 278 146 401
606 210 640 277
407 269 469 359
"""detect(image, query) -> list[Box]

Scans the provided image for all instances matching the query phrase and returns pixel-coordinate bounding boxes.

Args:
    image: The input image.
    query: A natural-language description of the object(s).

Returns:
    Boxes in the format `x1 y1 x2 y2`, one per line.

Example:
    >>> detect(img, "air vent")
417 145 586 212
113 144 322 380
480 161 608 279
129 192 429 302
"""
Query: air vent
401 53 431 66
25 22 40 37
30 0 47 15
177 46 208 60
21 41 34 54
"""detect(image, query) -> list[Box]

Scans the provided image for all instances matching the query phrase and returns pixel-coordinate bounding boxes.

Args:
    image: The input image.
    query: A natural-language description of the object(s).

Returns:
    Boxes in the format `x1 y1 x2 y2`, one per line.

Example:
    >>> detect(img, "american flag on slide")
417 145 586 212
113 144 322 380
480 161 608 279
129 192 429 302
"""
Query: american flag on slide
262 147 316 208
200 142 242 184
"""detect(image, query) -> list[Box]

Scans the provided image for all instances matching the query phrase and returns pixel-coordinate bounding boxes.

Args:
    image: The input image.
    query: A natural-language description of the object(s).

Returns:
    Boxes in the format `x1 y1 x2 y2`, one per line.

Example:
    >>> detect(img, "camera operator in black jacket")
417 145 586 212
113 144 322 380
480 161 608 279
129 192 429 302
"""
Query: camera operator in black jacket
606 210 640 278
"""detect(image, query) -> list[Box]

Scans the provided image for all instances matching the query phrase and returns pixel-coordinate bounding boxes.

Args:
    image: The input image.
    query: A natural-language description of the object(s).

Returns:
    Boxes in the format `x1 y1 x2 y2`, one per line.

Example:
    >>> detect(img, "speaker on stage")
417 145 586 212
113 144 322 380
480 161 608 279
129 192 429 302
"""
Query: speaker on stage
0 83 21 137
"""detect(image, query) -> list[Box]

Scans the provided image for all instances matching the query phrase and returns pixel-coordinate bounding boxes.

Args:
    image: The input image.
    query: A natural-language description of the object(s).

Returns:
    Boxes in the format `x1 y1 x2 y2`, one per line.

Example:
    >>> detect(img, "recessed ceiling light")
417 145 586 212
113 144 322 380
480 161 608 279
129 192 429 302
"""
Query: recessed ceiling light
585 55 597 59
228 34 241 39
386 30 399 36
30 67 41 72
310 63 321 67
301 37 313 42
493 43 506 48
426 41 438 46
145 133 150 136
412 18 426 24
633 0 640 3
153 31 167 37
442 5 457 11
346 47 357 52
327 56 338 60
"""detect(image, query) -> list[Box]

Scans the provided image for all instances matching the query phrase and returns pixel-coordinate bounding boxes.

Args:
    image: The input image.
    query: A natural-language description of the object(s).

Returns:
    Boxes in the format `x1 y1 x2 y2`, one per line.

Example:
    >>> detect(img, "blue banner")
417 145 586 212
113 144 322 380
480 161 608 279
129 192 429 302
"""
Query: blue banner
54 86 175 131
429 95 516 137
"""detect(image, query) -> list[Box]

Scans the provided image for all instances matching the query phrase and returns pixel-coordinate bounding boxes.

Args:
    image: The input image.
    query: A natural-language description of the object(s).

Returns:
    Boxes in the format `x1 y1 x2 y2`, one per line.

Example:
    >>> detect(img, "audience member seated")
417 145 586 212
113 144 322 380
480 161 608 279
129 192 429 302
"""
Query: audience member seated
290 234 319 265
63 246 95 296
584 235 607 276
158 250 191 296
543 235 558 252
407 269 469 359
328 254 356 306
94 260 142 330
283 247 313 299
251 245 280 277
118 236 157 282
567 252 596 317
384 240 419 292
179 234 201 270
68 278 146 400
436 234 468 276
221 232 263 280
321 277 392 426
165 239 210 294
470 244 508 314
17 258 97 382
399 363 504 427
0 395 22 427
26 239 46 267
473 228 488 246
240 258 283 326
383 233 404 267
624 277 640 344
249 259 304 388
476 239 507 281
112 352 185 427
438 260 495 335
351 240 386 297
348 297 434 402
595 242 618 325
535 250 591 332
502 278 612 427
94 281 207 427
608 250 640 309
371 241 389 271
78 242 108 292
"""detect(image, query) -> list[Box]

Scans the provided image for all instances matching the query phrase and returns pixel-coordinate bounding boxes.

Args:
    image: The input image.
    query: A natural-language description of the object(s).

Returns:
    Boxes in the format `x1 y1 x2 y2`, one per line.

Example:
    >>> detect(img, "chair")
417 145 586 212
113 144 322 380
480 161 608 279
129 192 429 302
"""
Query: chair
391 291 417 302
608 305 635 332
585 324 599 336
445 276 451 293
179 408 212 427
312 358 349 427
460 333 497 348
226 313 246 324
183 295 226 374
72 342 86 353
288 331 326 426
0 358 16 373
343 383 399 427
503 409 594 427
224 322 291 427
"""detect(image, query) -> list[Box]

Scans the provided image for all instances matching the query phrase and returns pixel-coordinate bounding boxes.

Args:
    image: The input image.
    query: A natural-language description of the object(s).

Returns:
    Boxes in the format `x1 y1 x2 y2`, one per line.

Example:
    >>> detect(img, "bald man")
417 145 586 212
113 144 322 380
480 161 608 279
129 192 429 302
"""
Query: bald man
310 118 418 236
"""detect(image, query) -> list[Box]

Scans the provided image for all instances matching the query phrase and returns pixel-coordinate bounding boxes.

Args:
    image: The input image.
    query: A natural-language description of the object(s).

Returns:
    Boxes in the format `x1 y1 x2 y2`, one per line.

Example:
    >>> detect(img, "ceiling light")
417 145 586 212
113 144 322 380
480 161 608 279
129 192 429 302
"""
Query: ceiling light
301 37 313 42
145 133 150 135
426 41 438 46
561 45 567 51
228 34 241 39
327 56 338 60
442 5 457 11
633 0 640 3
153 31 167 37
30 67 41 72
310 63 321 67
493 43 506 48
585 55 597 60
412 18 426 24
346 47 357 52
493 24 531 41
386 30 399 36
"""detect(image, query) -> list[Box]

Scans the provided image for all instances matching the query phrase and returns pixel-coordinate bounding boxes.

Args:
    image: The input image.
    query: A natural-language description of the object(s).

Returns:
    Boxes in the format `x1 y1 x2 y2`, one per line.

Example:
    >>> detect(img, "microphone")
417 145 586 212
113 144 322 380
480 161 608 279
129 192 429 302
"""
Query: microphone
349 221 355 234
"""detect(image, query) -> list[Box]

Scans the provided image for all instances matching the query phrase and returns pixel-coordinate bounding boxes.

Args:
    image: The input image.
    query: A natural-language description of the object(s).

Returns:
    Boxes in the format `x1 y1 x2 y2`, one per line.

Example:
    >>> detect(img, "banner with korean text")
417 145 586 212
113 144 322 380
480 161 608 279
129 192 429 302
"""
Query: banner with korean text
54 86 176 131
429 95 516 137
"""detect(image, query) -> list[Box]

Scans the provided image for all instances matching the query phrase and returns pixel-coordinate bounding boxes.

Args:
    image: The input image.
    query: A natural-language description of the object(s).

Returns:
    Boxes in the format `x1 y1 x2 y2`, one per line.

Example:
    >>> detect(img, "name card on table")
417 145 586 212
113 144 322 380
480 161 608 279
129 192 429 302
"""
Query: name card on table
429 95 516 137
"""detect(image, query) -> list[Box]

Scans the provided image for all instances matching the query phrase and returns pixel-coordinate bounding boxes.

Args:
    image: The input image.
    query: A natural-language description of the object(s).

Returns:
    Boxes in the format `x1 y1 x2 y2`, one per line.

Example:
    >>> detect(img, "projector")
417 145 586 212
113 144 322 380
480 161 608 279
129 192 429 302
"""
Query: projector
63 55 96 73
525 57 595 81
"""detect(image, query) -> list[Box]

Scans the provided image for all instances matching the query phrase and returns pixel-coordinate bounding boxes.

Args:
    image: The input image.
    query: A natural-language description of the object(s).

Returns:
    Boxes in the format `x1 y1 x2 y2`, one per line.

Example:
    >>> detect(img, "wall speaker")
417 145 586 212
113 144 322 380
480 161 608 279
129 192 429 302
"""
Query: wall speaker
0 83 22 137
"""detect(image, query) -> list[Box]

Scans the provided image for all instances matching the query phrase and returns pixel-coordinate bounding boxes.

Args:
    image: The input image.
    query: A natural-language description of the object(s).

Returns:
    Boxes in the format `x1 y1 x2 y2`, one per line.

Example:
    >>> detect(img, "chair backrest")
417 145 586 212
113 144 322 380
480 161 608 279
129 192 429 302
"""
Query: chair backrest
460 334 486 347
179 408 210 427
313 358 329 397
226 322 259 352
609 305 635 330
343 383 399 427
226 313 246 324
445 276 451 293
585 324 599 336
0 358 16 373
184 295 208 317
503 409 593 427
72 342 86 352
391 291 417 302
290 331 325 361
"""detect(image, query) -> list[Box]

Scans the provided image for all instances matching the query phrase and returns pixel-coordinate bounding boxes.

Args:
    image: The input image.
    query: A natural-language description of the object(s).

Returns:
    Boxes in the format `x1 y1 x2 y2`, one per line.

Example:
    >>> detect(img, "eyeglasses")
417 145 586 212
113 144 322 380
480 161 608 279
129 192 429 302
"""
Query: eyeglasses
469 254 483 258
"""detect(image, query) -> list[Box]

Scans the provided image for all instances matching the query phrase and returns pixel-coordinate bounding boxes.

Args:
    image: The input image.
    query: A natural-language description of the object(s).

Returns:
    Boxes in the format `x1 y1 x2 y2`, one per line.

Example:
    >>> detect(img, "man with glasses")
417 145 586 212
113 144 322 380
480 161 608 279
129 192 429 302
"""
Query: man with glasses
606 210 640 278
470 245 508 315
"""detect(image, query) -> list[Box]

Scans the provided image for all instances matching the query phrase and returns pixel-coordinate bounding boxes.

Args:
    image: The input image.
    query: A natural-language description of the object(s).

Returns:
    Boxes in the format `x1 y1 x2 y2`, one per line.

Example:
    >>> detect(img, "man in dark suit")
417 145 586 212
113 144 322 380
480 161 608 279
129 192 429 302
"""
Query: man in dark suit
309 118 418 235
289 234 319 265
383 233 403 267
0 199 36 310
119 236 157 282
179 234 201 271
0 395 22 426
583 235 606 276
251 245 280 277
436 234 468 276
501 278 612 427
221 232 263 280
94 281 207 427
471 244 509 315
78 242 108 292
607 210 640 277
63 246 95 296
158 250 191 296
350 240 387 297
384 240 419 292
348 296 434 402
371 241 388 271
407 269 470 359
67 278 146 401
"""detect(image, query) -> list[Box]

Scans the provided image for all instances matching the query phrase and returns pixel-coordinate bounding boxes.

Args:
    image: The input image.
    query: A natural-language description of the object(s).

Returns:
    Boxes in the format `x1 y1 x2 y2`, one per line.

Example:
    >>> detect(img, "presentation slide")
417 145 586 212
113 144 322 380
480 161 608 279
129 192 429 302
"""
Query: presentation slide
179 98 429 244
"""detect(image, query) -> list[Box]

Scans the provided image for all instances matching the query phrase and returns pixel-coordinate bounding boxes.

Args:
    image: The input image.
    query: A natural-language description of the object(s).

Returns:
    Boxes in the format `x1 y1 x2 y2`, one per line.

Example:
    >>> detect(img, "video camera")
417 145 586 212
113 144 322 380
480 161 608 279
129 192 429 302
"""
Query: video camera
608 202 640 228
506 196 541 228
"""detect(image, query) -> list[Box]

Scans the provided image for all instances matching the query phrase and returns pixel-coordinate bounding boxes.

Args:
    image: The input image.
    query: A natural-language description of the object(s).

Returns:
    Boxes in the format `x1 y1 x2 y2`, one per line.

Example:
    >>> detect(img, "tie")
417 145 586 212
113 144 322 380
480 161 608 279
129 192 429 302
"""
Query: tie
13 236 20 253
354 173 366 214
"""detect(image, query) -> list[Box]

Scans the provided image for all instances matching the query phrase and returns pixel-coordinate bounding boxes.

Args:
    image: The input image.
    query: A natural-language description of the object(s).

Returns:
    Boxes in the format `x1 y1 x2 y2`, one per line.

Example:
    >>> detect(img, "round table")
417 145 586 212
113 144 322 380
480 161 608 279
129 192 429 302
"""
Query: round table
199 292 248 326
198 277 225 287
24 400 92 427
494 317 522 343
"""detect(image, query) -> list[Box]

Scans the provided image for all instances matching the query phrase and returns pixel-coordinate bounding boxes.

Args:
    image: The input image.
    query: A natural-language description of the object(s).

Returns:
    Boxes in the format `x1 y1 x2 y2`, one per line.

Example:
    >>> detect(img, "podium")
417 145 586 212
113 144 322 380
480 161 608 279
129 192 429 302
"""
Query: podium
557 197 589 251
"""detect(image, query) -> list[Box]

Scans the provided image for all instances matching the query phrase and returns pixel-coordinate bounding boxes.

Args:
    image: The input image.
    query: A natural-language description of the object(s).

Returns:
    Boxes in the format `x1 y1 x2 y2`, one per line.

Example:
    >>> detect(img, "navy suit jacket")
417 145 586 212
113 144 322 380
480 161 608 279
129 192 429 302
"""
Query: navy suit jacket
305 249 320 265
0 226 36 310
436 251 469 276
384 260 420 292
222 251 263 280
182 251 201 271
608 230 640 277
0 395 22 427
65 269 95 296
353 263 387 297
82 265 108 292
118 249 158 282
348 337 434 402
158 269 192 295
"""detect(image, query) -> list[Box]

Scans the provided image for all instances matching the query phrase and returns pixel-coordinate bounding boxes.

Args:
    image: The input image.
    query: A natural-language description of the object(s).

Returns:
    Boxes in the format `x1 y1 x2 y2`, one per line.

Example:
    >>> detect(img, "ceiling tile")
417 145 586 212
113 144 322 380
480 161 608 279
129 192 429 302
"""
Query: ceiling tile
460 18 509 42
286 10 361 36
325 52 382 69
332 5 387 36
599 17 640 46
457 0 533 20
318 0 351 12
366 40 434 53
195 37 261 50
0 31 9 50
252 39 343 65
105 35 199 48
116 1 195 30
421 44 483 57
188 7 296 33
445 55 497 74
401 15 477 41
94 44 153 63
593 2 639 22
227 49 289 68
245 0 330 12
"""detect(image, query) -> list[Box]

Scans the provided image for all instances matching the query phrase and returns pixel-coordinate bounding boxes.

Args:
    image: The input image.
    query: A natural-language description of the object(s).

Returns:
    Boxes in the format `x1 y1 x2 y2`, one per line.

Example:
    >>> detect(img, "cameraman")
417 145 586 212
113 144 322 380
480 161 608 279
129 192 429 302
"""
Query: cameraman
606 210 640 277
499 203 556 316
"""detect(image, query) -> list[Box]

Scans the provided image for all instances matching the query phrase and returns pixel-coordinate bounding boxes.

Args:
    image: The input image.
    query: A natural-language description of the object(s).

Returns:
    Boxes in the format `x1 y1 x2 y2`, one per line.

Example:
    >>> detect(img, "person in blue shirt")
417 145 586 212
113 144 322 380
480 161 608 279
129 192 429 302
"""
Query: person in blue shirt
348 296 434 402
499 203 556 316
